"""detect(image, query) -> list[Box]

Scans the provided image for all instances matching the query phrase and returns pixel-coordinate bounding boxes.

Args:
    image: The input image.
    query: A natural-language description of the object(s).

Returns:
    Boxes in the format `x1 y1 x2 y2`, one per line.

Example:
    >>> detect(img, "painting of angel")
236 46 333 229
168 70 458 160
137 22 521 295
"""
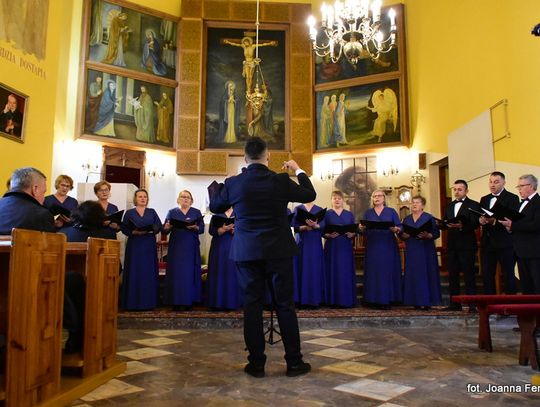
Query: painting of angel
315 78 407 151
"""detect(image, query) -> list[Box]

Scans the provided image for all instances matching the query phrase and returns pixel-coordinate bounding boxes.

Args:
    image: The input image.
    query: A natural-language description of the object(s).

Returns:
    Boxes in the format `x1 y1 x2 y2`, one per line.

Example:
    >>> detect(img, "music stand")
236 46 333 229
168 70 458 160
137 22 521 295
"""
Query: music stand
264 308 281 345
264 280 282 345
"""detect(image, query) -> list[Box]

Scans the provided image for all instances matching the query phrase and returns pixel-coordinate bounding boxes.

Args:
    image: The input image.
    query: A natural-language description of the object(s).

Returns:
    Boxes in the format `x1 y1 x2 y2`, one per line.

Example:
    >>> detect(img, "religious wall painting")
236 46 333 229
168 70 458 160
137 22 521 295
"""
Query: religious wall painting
87 0 177 80
203 25 287 151
315 77 408 152
0 83 28 144
82 69 175 149
332 156 378 222
0 0 49 60
314 4 404 85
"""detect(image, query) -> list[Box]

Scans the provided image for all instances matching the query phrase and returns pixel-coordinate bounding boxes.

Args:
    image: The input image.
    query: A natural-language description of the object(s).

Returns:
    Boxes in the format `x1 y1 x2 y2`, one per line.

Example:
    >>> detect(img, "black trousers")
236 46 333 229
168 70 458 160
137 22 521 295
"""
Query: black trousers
63 272 86 348
236 257 302 367
517 257 540 294
481 247 517 294
448 249 477 304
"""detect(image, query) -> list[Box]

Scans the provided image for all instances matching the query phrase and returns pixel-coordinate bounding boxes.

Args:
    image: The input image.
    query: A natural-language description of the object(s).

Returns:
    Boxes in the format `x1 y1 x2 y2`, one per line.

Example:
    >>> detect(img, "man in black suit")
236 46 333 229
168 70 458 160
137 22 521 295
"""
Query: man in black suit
0 167 54 234
444 179 481 311
209 137 316 378
0 94 23 137
479 171 519 294
500 174 540 294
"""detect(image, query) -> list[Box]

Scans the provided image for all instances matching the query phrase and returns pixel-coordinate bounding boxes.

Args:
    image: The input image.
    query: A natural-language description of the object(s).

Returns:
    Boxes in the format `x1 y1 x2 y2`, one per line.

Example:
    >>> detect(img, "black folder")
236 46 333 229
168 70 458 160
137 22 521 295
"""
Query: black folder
434 216 465 230
207 180 222 198
129 221 155 233
402 221 432 237
490 202 525 221
168 217 203 229
295 208 327 224
324 223 359 234
359 220 395 230
49 204 71 218
106 210 124 224
210 215 235 229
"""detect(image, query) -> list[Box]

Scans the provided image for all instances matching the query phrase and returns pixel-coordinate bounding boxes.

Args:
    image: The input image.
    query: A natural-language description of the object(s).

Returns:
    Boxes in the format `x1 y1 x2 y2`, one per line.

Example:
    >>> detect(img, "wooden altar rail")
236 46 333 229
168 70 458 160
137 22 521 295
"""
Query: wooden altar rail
0 230 126 406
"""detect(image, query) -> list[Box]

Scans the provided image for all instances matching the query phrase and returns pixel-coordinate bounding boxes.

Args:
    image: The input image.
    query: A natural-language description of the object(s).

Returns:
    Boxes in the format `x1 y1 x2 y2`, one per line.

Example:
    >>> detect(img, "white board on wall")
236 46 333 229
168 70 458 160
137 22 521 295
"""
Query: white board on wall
448 110 494 182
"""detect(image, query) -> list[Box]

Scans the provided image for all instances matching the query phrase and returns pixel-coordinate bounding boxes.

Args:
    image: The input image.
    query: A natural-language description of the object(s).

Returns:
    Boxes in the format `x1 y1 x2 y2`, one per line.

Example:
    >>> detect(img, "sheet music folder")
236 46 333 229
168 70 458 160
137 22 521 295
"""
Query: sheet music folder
402 221 432 237
49 204 71 218
324 223 359 234
295 208 327 224
210 215 235 229
106 210 124 224
168 217 203 229
359 220 395 230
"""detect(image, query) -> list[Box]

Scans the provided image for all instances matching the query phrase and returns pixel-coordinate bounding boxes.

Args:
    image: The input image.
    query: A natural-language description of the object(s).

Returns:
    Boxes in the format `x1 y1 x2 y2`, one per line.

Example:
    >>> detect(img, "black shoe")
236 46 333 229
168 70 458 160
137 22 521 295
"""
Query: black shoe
422 306 432 311
286 361 311 377
443 304 462 311
414 306 422 310
468 306 477 314
244 363 265 378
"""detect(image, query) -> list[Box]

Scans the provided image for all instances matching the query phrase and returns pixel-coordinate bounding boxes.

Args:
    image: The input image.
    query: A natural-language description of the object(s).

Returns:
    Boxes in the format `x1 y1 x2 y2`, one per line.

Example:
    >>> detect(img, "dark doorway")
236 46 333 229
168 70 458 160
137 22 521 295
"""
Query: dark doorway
105 165 141 188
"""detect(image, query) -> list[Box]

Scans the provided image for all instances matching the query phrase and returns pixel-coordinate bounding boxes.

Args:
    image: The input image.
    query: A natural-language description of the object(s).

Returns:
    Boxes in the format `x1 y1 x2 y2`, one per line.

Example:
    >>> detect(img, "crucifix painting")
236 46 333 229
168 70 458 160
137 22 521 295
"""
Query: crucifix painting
203 25 287 150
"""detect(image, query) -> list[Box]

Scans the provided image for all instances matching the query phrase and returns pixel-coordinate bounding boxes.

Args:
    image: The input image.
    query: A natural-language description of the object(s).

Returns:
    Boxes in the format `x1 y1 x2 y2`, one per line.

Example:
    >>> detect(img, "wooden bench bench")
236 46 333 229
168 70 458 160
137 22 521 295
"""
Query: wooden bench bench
452 294 540 352
0 231 126 406
0 229 66 406
487 304 540 370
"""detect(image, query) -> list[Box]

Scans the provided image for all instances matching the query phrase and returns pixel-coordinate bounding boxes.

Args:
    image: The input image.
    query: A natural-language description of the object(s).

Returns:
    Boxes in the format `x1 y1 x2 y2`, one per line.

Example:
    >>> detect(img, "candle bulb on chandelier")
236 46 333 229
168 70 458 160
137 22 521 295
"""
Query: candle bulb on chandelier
320 3 327 27
371 0 381 23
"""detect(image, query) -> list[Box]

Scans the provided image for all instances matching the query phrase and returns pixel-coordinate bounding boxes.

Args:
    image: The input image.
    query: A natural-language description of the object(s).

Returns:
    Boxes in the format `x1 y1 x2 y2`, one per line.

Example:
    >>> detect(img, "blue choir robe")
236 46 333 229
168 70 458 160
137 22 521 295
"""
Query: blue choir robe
402 212 441 306
164 207 204 306
323 208 357 307
362 206 402 305
103 202 119 240
207 212 241 310
293 204 326 306
44 194 79 212
120 207 161 310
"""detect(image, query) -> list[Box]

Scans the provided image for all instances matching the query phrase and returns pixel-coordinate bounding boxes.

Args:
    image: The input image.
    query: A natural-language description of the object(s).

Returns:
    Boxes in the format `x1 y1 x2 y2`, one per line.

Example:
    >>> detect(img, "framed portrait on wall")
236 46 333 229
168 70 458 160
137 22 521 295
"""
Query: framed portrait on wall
0 83 28 144
315 77 408 151
202 23 288 151
78 0 178 151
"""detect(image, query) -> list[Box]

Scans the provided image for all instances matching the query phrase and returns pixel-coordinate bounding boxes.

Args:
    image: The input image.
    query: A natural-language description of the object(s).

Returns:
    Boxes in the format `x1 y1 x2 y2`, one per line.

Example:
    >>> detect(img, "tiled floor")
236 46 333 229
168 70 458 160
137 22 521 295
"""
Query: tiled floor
71 317 540 406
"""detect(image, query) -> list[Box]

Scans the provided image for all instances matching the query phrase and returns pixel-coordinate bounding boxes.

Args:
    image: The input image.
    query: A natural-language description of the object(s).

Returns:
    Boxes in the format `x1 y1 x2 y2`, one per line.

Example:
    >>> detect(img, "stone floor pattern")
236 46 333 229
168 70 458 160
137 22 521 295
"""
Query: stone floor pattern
70 321 540 406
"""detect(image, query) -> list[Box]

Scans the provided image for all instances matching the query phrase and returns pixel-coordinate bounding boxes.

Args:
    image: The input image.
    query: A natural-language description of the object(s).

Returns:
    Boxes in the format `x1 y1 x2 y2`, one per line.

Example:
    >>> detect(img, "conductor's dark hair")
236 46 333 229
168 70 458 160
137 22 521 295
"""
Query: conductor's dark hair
490 171 506 179
71 200 107 228
244 136 267 160
454 179 468 189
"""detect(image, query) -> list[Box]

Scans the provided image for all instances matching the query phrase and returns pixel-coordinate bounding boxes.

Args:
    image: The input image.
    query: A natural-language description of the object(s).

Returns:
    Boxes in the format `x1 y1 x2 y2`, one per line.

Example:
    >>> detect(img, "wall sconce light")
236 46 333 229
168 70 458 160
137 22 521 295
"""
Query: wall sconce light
382 165 399 177
81 162 99 171
319 169 335 182
410 170 426 192
147 169 165 179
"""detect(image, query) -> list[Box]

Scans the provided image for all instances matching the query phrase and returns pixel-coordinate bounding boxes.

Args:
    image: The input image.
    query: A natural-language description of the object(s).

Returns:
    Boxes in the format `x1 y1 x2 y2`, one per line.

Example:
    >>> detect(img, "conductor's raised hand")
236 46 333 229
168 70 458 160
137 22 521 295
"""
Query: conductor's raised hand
282 160 300 172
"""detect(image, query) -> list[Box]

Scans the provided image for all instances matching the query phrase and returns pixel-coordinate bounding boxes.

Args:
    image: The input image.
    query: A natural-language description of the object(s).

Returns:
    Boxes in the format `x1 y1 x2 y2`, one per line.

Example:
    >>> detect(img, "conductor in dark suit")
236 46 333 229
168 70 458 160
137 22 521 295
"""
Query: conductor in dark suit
209 137 316 378
444 179 481 311
500 174 540 294
478 171 519 294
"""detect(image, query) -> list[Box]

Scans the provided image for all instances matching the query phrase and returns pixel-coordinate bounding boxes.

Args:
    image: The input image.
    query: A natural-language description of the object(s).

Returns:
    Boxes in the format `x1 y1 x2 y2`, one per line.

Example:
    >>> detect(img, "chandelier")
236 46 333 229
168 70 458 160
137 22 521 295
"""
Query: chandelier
246 0 268 111
307 0 397 66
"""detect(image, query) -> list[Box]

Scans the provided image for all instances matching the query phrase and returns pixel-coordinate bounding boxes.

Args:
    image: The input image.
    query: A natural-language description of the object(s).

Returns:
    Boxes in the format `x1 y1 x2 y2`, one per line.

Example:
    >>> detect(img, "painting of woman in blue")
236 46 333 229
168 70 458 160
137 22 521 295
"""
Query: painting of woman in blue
163 190 205 310
94 80 118 135
207 207 241 310
361 189 402 309
121 189 162 310
293 202 326 307
400 196 441 309
323 191 357 308
141 29 167 76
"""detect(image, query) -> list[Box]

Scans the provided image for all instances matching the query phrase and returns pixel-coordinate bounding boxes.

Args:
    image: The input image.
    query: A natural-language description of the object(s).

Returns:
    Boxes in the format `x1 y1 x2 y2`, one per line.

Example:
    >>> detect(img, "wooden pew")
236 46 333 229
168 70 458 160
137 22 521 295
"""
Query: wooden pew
487 304 540 370
452 294 540 352
0 229 66 406
62 238 122 377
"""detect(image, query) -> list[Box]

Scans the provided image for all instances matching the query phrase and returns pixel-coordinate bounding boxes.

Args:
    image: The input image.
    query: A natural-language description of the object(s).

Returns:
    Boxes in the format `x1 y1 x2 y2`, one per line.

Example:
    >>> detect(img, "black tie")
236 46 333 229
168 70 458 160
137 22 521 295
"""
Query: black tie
521 198 529 203
491 194 498 198
455 199 464 203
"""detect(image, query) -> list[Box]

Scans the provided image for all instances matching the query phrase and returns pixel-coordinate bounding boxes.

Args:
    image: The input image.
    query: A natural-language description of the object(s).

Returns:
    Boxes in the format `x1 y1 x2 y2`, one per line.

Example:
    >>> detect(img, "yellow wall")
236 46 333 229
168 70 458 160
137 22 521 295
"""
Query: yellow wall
406 0 540 166
0 0 74 188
